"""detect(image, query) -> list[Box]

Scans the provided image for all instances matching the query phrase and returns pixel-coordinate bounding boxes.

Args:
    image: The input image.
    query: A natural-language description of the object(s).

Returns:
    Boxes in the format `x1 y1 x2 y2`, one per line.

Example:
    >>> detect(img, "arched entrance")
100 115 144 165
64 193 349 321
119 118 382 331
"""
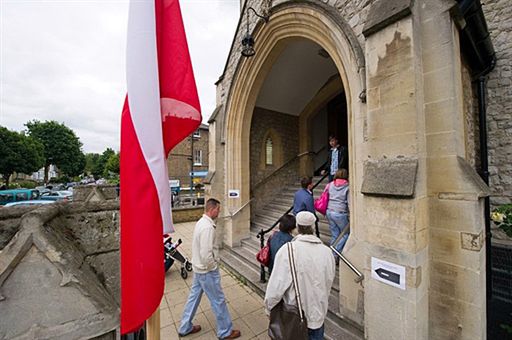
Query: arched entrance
221 2 367 327
223 2 365 246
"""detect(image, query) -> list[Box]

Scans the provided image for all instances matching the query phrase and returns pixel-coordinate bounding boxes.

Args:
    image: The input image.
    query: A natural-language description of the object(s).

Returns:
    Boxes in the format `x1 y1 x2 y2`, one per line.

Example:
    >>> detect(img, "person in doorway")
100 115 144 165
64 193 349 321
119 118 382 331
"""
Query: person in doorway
264 211 335 340
325 168 350 262
178 198 241 339
321 135 348 182
268 214 297 274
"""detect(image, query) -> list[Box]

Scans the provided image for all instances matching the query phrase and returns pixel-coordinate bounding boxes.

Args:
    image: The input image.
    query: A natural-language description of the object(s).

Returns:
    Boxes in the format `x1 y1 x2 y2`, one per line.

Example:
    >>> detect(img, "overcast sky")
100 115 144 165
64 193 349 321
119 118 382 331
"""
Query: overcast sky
0 0 240 153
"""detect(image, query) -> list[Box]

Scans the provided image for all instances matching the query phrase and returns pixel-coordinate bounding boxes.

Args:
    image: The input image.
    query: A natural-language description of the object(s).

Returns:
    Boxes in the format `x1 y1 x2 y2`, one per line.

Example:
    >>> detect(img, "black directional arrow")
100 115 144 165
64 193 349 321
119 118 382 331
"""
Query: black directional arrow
375 268 400 285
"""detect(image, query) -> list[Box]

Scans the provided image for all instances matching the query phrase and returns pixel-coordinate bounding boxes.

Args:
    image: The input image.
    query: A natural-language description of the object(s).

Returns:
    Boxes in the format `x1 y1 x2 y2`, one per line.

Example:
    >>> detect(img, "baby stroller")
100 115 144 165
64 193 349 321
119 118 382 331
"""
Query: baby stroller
163 234 193 279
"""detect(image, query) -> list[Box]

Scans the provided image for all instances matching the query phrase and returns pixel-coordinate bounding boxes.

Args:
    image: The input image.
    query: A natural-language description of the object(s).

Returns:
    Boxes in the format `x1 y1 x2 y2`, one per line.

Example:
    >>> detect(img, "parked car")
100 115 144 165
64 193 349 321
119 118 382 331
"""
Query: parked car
0 189 40 206
40 190 73 202
4 200 55 207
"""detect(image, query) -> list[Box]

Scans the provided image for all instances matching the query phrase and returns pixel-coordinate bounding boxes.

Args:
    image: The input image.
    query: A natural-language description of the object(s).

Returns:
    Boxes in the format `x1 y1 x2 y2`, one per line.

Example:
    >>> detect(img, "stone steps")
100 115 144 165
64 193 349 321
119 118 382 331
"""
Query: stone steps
220 175 363 340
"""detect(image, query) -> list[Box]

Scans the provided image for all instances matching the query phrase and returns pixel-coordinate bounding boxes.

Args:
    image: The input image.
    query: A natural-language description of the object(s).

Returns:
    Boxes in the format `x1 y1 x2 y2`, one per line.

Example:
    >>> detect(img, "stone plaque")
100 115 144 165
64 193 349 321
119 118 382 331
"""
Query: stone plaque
361 158 418 197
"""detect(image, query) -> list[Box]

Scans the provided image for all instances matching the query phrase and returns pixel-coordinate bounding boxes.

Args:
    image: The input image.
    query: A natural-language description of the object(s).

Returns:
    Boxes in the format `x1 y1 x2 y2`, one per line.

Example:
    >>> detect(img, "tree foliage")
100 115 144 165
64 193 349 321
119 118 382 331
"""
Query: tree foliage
104 152 120 177
85 153 100 176
0 126 44 186
25 120 85 182
92 148 115 179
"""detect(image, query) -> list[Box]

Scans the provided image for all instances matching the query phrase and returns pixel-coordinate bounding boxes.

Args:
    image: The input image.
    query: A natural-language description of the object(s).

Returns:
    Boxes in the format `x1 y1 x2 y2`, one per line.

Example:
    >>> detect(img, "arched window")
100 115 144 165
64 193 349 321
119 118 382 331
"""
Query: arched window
265 137 273 165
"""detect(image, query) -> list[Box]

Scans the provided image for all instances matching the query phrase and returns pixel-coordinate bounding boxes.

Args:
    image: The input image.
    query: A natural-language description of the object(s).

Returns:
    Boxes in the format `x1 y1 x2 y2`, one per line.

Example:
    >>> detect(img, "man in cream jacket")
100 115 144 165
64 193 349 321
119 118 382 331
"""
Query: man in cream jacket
264 211 335 340
178 198 241 339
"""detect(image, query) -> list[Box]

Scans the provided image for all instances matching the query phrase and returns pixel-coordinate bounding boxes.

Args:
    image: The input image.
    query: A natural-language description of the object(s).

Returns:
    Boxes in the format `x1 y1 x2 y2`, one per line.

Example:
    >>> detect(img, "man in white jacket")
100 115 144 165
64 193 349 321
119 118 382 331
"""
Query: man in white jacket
178 198 241 339
264 211 335 340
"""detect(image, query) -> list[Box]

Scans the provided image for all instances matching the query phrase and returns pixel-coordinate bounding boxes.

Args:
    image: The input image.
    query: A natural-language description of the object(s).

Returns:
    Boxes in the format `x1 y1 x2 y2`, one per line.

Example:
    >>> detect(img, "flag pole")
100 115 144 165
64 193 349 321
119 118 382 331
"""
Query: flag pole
146 308 161 340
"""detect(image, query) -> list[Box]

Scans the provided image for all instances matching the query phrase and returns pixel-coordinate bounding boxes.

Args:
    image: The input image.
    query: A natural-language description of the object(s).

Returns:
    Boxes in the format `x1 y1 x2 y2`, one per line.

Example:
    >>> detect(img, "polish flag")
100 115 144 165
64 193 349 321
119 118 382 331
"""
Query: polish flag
120 0 201 334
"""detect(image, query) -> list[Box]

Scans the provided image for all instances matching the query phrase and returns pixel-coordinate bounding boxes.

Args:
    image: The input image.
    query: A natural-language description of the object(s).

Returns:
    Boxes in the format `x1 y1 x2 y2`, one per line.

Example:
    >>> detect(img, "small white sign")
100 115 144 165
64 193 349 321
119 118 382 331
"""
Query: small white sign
371 257 406 290
228 189 240 198
169 179 180 188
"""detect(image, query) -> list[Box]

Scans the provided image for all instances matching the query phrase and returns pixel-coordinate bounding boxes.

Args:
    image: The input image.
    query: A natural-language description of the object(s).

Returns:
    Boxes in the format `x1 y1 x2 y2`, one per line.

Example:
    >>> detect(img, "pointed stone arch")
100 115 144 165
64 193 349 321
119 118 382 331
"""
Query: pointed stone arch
222 1 366 244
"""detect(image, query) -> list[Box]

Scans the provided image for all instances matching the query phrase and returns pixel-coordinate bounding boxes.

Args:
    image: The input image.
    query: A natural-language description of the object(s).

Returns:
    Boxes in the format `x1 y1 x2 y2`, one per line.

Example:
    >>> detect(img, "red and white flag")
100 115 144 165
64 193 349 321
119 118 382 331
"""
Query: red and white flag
120 0 201 333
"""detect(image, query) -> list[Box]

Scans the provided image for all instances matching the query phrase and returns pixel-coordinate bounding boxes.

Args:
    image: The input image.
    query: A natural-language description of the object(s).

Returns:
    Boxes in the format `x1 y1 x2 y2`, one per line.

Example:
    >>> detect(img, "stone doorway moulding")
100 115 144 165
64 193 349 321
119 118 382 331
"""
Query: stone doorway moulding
223 1 366 245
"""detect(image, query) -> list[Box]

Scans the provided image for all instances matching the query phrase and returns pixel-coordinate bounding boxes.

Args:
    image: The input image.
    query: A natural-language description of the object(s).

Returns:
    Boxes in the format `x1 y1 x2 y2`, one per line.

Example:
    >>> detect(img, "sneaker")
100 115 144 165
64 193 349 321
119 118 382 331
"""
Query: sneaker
221 329 241 339
179 325 201 337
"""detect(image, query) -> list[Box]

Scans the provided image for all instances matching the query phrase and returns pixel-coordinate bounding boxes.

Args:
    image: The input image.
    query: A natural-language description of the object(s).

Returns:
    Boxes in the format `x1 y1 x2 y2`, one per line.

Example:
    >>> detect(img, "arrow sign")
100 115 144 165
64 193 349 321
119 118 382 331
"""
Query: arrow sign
371 257 406 290
375 268 400 284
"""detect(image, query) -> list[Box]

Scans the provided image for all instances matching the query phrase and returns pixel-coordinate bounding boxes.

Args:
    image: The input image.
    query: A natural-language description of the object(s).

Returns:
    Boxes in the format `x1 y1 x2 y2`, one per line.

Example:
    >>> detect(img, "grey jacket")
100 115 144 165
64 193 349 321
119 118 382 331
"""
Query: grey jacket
327 182 349 213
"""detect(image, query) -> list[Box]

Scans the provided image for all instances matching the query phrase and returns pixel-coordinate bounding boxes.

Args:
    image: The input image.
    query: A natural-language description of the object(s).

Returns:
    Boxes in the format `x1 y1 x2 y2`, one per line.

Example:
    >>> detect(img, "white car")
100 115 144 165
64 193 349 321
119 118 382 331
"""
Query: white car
4 200 55 207
40 190 73 201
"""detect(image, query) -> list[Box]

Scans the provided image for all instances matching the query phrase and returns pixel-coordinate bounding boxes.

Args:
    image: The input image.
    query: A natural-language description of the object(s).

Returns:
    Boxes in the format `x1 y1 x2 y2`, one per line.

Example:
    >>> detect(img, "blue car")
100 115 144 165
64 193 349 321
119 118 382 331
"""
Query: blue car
0 189 40 206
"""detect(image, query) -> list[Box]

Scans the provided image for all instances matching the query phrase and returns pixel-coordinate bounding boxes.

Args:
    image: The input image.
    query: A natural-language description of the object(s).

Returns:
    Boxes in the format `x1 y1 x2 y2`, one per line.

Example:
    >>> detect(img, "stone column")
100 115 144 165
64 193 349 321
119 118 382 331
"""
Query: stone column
420 1 489 339
360 0 490 339
361 1 429 339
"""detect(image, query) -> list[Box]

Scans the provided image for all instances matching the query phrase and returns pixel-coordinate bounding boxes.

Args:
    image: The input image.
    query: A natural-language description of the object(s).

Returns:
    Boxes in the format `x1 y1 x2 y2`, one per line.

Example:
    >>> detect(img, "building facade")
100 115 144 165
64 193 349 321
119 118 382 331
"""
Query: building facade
167 123 209 192
207 0 512 339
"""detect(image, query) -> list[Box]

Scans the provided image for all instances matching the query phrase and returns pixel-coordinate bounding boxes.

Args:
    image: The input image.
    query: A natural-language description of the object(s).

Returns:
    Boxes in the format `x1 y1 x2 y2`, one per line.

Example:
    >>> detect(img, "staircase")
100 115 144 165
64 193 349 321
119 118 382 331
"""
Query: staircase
220 176 364 340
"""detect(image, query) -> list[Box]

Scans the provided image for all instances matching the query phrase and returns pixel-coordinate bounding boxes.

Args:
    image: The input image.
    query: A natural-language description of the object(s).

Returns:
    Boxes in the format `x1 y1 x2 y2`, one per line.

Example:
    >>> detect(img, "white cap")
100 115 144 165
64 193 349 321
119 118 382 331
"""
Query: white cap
296 211 316 227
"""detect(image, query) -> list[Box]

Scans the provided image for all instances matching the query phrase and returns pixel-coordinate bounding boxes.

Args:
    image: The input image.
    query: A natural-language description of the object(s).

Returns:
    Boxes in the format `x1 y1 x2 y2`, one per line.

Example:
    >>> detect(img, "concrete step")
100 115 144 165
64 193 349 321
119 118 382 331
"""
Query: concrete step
220 246 362 340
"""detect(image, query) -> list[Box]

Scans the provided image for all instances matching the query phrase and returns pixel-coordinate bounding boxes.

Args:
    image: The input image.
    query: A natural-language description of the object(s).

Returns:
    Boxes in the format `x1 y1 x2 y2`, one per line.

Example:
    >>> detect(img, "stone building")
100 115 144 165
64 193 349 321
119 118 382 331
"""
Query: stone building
167 123 209 191
206 0 512 339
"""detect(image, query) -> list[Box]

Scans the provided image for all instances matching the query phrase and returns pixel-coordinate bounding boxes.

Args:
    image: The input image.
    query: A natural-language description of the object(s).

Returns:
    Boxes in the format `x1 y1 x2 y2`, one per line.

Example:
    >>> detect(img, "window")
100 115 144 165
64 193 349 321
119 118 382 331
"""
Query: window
193 130 201 138
16 193 28 200
265 137 273 165
194 150 202 166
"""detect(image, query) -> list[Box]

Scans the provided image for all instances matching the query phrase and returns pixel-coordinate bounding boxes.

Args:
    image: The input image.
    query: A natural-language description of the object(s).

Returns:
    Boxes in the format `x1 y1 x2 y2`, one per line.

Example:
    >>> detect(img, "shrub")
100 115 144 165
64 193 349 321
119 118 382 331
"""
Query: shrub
491 204 512 238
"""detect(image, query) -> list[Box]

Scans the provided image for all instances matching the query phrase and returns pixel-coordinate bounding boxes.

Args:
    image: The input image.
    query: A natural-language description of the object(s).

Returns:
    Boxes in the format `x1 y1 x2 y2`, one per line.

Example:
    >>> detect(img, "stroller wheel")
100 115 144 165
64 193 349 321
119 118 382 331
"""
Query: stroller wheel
185 261 193 272
180 268 188 279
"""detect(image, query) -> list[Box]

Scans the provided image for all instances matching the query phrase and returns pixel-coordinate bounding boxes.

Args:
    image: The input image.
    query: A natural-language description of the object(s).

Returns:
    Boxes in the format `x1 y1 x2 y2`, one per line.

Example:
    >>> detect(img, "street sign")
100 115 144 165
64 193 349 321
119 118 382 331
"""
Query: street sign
189 171 208 177
371 257 406 290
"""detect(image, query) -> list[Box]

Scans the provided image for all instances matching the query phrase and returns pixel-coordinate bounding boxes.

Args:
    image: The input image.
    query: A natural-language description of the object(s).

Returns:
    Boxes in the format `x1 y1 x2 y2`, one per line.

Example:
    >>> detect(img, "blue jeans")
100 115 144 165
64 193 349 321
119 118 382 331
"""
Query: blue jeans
326 210 349 255
308 324 325 340
178 269 233 338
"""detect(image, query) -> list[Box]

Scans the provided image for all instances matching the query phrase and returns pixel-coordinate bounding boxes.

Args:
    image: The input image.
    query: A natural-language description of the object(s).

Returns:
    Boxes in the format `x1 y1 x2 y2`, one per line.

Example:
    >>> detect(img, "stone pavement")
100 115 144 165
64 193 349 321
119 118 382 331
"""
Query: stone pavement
160 221 270 340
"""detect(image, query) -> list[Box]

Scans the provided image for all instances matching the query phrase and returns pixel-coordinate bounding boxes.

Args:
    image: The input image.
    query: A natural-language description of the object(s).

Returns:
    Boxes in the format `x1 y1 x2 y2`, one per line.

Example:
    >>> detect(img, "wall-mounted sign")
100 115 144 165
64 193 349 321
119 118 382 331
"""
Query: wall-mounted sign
371 257 406 290
169 179 180 188
228 190 240 198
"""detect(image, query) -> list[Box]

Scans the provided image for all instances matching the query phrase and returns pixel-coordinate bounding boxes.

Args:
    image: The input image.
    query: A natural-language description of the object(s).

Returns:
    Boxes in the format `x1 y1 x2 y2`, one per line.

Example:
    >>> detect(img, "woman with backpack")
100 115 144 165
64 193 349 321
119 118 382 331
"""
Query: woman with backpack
325 168 350 262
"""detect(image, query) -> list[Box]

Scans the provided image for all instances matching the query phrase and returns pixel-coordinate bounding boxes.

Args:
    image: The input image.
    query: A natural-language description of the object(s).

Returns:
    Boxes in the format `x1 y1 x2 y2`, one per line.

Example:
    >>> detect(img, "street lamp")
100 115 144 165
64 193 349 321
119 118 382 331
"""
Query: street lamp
241 7 269 58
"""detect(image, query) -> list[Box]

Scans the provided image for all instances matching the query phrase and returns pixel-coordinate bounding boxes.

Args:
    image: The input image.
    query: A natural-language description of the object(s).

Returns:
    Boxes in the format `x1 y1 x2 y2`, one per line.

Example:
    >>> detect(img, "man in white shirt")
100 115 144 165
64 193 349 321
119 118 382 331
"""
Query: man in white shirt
178 198 241 339
264 211 335 340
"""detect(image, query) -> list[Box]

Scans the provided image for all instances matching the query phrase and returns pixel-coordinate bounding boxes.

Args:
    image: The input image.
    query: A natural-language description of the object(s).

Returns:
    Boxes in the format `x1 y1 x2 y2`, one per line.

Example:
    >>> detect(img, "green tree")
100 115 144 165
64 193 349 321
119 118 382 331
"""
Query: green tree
104 152 120 178
0 126 44 187
92 148 115 179
25 120 86 183
85 153 100 176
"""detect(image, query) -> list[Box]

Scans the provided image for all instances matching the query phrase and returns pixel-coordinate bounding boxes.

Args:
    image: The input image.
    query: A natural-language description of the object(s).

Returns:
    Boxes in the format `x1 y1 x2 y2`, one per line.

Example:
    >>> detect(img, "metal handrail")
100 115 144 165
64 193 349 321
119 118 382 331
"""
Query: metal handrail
257 173 328 282
252 146 326 193
329 224 364 284
229 198 253 217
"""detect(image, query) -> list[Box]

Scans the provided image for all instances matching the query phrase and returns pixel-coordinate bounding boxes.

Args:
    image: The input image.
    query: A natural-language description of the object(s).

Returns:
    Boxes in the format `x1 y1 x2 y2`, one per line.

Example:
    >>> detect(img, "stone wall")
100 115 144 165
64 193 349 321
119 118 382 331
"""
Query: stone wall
0 205 38 249
249 107 299 188
73 184 118 202
462 61 479 169
249 107 300 218
173 206 204 223
484 0 512 205
49 202 120 305
0 202 119 338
